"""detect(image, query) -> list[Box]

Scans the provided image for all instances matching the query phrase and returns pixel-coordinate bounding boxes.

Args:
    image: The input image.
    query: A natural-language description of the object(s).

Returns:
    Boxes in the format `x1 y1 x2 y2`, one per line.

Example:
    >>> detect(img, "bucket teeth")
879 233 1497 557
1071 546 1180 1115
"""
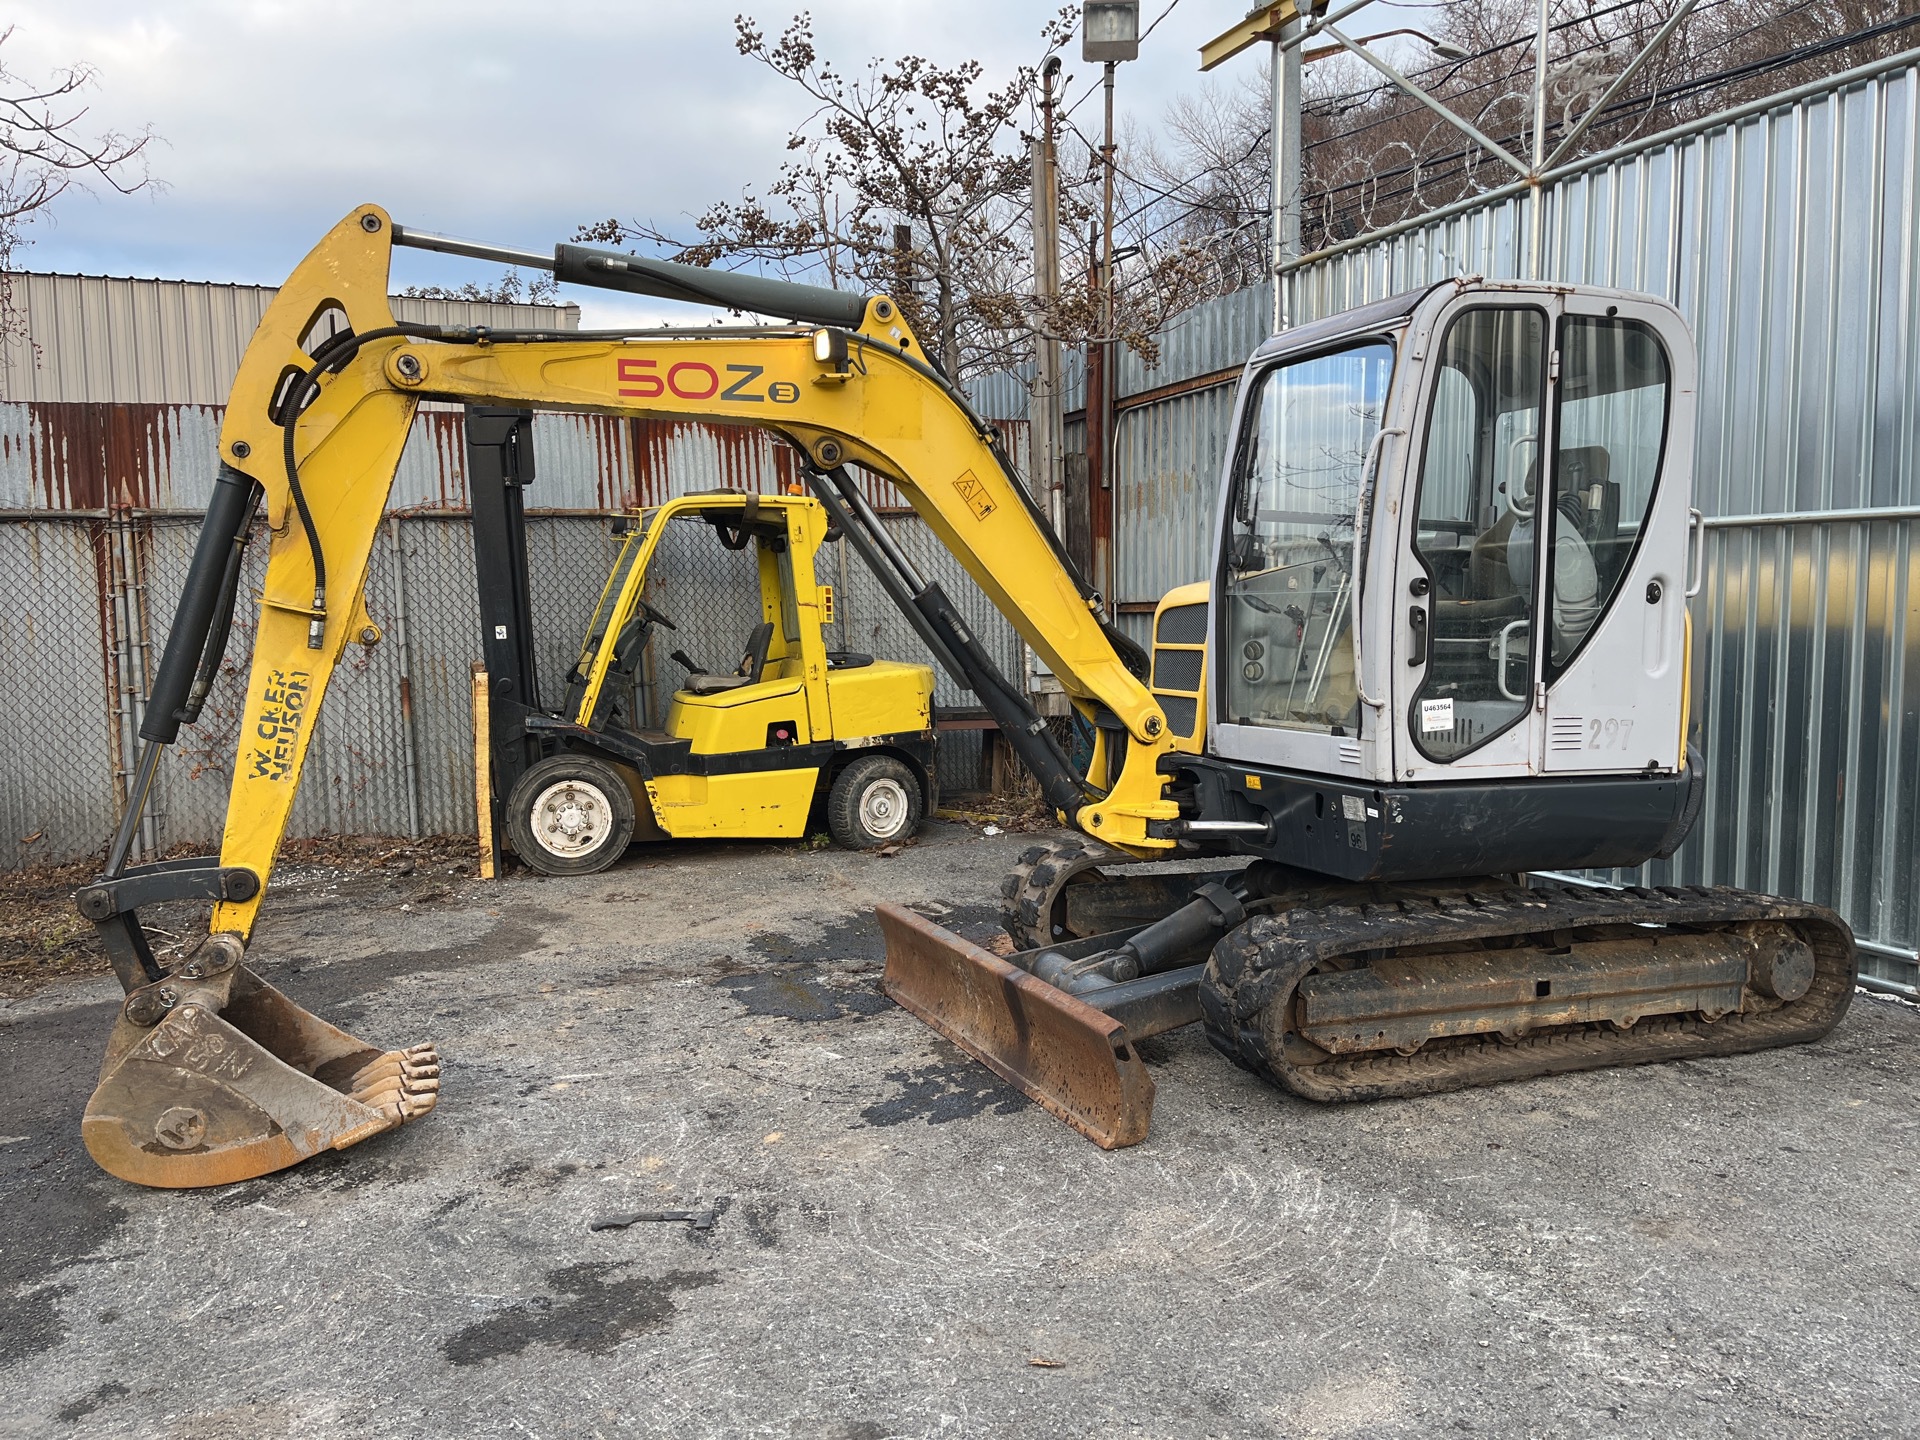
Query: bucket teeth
346 1044 442 1121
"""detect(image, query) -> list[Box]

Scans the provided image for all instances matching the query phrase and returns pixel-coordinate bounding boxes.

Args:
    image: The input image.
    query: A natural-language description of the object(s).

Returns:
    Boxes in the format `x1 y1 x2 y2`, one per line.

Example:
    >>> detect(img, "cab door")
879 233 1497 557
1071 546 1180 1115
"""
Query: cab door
1392 300 1555 782
1536 294 1690 774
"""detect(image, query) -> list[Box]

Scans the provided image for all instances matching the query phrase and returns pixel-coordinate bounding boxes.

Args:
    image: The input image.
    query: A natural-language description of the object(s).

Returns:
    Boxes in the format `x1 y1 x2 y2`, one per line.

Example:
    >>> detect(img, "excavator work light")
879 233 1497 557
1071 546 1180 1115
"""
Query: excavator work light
812 326 850 372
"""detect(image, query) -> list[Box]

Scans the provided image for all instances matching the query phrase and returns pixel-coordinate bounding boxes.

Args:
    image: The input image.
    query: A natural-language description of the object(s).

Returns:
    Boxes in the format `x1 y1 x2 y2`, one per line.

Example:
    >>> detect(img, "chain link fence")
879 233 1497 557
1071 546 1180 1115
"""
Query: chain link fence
0 520 122 870
1 496 1009 870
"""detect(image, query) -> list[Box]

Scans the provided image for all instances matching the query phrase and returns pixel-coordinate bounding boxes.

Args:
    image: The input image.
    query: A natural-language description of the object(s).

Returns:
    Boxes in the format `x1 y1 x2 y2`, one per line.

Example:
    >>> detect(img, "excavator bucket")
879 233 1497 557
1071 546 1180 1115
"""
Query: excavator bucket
83 963 439 1189
877 903 1154 1148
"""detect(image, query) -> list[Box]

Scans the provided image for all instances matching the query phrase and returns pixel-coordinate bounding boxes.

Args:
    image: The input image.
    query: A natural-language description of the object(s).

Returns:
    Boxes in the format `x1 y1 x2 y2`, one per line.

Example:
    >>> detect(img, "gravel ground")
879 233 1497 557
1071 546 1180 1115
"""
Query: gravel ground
2 821 1917 1439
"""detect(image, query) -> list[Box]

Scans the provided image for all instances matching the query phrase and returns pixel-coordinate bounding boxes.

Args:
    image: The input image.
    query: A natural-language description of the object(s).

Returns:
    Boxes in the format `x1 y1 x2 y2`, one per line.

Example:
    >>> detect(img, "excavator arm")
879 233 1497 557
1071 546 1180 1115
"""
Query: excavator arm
206 205 1176 938
78 204 1177 1187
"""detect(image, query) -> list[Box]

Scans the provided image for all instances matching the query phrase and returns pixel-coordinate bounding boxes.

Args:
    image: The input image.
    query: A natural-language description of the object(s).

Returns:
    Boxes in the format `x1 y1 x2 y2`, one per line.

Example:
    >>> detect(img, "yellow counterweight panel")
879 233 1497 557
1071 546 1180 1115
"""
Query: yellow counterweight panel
823 661 933 740
1150 581 1211 754
646 770 819 839
669 683 812 752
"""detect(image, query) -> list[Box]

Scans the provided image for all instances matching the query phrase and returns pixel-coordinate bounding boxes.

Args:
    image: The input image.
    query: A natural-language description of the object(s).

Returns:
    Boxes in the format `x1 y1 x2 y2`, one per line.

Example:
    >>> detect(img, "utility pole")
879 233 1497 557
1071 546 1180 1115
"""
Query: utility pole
1101 60 1118 347
1030 57 1064 536
1201 3 1306 335
1269 23 1303 332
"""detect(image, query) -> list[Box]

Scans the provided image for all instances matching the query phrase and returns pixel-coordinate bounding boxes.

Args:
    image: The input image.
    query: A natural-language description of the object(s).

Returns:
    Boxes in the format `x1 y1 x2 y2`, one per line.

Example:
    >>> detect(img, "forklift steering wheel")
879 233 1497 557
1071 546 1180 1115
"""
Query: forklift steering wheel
637 599 678 631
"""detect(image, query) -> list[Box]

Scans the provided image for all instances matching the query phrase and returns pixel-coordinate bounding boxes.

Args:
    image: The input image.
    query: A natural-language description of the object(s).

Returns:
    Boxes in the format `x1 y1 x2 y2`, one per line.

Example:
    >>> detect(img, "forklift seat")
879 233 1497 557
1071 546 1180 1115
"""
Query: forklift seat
682 622 776 695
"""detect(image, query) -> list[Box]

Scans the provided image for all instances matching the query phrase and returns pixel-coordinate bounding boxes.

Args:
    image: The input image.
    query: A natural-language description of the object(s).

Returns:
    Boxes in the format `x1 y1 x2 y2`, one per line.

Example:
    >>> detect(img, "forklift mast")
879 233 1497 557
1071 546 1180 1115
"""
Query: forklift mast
464 405 544 821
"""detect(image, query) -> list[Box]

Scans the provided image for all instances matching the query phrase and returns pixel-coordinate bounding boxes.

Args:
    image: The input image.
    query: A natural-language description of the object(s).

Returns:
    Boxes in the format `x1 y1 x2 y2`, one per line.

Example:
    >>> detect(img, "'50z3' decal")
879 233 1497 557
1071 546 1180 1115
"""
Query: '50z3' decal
617 359 800 404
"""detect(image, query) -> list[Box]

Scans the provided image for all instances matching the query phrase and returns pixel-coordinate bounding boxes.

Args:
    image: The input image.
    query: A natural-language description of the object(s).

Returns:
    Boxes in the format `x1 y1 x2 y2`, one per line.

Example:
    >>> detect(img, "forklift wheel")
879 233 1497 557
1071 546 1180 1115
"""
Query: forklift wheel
506 755 637 876
827 755 924 850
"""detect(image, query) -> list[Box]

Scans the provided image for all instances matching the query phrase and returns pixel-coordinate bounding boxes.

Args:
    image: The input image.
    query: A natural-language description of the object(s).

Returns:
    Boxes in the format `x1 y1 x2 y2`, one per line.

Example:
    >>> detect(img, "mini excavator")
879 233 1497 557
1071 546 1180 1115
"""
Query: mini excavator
76 206 1855 1186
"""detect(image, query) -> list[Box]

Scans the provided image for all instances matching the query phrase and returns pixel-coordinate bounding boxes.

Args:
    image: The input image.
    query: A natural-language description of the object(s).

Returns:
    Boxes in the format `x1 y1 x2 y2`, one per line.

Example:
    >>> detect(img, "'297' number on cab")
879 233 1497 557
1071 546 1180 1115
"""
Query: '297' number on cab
617 359 799 405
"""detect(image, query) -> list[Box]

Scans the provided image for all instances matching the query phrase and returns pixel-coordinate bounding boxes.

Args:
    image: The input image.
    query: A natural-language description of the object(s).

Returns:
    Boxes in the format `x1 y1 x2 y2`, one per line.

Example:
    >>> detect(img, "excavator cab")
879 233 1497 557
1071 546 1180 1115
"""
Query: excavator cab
1189 280 1699 862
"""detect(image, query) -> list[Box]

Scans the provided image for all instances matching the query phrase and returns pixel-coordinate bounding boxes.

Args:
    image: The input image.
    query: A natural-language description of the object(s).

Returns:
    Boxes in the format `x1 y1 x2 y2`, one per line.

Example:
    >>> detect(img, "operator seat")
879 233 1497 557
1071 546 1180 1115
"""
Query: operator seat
682 622 775 695
1469 460 1536 601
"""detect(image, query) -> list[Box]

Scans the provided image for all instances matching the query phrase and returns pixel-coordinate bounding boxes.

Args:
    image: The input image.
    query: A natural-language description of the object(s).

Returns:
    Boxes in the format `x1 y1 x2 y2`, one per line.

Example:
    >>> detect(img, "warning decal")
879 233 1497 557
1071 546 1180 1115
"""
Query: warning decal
952 470 996 522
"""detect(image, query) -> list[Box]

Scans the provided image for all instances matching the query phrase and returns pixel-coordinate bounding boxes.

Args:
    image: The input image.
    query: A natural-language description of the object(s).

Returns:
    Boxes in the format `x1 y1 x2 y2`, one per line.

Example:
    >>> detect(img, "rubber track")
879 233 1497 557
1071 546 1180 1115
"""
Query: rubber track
998 836 1131 949
1199 883 1857 1102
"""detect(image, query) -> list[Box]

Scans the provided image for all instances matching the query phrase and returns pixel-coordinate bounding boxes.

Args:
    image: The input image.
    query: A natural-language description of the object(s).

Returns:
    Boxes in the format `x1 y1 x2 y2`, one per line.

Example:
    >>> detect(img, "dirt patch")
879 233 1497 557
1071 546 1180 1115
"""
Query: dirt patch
0 835 481 1001
0 857 110 999
936 794 1056 834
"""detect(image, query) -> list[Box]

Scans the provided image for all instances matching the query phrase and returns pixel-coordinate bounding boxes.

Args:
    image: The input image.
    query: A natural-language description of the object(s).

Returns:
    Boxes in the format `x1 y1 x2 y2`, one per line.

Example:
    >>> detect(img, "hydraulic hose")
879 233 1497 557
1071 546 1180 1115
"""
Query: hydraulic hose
275 324 429 647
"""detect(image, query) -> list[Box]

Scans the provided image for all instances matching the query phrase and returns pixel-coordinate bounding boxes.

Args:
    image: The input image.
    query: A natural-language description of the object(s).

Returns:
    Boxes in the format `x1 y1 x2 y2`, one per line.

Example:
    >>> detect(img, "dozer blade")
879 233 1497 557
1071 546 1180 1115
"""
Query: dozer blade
83 964 440 1189
877 903 1154 1149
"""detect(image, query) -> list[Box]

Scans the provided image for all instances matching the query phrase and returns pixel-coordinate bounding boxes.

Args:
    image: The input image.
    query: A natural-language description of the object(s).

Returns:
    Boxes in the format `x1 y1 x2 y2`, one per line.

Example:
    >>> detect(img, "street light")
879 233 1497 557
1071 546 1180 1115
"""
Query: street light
1082 1 1140 62
1082 0 1139 342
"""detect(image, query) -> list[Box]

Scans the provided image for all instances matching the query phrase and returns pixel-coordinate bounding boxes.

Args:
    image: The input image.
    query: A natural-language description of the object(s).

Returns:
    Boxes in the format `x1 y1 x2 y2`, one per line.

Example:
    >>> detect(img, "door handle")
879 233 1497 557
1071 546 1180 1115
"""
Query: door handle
1349 425 1407 712
1407 606 1428 666
1496 618 1528 701
1685 507 1706 598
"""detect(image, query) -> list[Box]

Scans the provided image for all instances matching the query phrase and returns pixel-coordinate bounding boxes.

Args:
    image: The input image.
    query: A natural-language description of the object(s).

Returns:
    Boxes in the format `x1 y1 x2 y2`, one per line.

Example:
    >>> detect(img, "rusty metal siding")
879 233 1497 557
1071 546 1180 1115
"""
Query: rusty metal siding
1111 382 1237 609
0 271 579 406
0 401 224 512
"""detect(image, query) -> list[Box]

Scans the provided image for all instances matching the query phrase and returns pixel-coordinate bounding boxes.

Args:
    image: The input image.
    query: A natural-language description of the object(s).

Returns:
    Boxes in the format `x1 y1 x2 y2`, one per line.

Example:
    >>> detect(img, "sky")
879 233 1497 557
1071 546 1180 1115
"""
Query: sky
9 1 1431 326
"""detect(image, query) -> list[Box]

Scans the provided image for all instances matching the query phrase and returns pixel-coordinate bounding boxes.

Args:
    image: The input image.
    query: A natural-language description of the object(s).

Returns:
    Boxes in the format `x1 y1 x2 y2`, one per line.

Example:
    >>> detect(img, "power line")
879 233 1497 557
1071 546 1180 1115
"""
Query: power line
1306 13 1920 235
1307 0 1748 132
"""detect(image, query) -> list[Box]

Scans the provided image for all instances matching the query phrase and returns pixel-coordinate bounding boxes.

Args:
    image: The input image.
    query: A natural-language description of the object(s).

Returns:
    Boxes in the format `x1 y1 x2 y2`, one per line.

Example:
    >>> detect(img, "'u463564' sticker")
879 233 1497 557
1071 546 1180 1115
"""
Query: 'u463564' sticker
249 669 312 781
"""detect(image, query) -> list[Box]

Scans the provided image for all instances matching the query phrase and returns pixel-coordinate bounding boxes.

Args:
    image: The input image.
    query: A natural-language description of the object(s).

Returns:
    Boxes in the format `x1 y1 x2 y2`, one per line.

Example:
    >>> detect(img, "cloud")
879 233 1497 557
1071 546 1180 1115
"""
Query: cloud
9 0 1267 305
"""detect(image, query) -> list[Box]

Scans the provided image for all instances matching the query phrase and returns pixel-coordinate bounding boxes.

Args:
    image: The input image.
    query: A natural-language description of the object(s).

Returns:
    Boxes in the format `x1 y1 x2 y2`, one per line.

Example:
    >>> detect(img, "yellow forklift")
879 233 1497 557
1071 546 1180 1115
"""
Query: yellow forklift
464 408 936 875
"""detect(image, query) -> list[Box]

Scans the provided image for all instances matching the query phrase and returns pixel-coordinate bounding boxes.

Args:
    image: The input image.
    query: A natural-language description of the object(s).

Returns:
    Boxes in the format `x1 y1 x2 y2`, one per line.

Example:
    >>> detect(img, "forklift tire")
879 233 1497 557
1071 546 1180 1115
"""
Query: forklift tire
506 755 637 876
827 755 923 850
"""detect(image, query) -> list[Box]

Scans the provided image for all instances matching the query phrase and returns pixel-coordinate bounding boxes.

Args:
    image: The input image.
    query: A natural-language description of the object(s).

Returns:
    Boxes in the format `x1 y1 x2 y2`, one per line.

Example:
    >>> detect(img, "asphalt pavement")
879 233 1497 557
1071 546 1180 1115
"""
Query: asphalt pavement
2 821 1917 1439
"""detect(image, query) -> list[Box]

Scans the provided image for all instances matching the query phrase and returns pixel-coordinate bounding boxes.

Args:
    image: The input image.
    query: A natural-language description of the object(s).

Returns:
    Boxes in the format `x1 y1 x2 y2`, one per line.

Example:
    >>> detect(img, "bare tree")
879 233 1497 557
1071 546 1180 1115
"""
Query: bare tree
400 268 558 305
0 27 158 382
575 11 1233 380
577 11 1074 378
0 27 157 301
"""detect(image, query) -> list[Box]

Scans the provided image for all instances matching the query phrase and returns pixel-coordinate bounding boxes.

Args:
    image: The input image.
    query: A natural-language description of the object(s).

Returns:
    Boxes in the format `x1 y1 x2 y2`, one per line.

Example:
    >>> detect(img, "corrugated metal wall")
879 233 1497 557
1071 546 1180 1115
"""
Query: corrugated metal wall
0 273 582 405
1072 53 1920 994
